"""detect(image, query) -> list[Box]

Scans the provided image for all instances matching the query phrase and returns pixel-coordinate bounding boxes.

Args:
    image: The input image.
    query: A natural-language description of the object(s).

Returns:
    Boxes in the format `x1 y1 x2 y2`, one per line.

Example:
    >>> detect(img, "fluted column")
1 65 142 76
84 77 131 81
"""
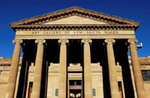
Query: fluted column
58 39 69 98
7 39 22 98
31 39 45 98
128 39 146 98
105 38 119 98
81 39 93 98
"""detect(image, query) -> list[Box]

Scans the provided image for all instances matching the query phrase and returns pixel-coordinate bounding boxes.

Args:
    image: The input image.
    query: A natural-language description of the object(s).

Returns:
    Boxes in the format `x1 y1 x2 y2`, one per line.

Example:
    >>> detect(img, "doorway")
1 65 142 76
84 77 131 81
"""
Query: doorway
70 89 81 98
69 80 82 98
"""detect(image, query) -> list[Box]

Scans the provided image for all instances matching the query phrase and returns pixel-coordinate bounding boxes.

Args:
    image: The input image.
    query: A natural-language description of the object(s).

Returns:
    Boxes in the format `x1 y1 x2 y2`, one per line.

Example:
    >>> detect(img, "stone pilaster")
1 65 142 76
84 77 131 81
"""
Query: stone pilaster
105 38 119 98
31 39 45 98
128 38 146 98
7 39 22 98
58 39 69 98
81 39 93 98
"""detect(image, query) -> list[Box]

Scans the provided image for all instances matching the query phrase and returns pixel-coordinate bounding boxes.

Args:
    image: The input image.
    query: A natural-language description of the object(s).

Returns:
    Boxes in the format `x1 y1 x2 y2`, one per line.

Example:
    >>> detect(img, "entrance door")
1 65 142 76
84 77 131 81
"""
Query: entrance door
70 89 81 98
69 80 82 98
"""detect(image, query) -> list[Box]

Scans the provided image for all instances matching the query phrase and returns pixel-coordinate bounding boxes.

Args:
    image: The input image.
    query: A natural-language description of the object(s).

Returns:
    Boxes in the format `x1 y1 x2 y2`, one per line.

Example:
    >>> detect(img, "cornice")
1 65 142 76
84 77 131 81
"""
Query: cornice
12 24 138 31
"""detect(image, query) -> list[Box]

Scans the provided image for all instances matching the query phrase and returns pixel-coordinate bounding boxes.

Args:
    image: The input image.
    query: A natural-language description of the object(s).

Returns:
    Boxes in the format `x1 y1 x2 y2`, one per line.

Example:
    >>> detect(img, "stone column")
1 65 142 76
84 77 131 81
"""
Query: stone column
105 38 119 98
81 39 93 98
128 39 146 98
7 39 22 98
58 39 69 98
68 79 70 98
31 39 45 98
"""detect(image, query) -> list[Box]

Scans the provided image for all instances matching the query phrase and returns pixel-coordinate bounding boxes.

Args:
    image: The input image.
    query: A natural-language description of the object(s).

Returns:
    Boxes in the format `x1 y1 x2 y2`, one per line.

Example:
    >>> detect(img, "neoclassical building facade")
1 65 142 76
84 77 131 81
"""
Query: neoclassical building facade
0 7 150 98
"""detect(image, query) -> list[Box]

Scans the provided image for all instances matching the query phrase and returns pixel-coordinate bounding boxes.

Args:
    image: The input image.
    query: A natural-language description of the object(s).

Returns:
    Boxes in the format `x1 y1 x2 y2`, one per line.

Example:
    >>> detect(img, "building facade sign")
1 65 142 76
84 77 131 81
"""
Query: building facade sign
16 30 134 35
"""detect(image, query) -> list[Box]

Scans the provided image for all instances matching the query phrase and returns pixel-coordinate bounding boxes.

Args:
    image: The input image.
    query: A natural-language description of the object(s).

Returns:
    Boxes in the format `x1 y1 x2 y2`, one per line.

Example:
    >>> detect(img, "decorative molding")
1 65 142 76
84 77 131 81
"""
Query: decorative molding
58 39 69 44
13 25 137 31
128 38 138 44
35 39 46 45
105 38 115 44
81 39 92 43
12 39 23 44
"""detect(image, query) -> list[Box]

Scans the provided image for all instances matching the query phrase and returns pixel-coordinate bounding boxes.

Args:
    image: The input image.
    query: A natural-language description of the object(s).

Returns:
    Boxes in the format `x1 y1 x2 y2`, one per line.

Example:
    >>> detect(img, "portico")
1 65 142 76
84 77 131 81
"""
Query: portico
7 7 146 98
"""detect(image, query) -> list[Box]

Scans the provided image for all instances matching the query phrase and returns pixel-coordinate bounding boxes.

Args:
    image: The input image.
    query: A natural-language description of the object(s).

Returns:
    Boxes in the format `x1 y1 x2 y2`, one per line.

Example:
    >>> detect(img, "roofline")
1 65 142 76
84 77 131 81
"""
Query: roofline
10 6 140 26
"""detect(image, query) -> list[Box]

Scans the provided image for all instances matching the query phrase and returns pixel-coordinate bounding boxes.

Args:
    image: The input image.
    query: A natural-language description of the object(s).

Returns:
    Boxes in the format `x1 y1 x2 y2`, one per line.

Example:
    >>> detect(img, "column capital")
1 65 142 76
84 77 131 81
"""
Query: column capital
128 38 138 44
58 39 69 44
12 39 23 45
105 38 115 44
35 39 46 45
81 39 92 44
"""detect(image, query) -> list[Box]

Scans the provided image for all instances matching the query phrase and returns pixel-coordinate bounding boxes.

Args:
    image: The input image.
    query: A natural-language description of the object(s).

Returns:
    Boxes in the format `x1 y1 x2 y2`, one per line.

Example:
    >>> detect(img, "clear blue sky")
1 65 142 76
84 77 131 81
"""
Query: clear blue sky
0 0 150 58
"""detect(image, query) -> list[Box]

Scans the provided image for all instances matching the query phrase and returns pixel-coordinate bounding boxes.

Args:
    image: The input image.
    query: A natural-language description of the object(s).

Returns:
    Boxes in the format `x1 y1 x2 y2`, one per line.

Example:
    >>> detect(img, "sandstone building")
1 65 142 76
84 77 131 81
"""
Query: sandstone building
0 7 150 98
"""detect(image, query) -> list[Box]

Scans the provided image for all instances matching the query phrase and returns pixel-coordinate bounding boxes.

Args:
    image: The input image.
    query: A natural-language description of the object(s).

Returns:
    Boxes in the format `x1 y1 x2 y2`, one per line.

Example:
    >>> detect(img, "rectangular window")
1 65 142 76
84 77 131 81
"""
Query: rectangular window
55 88 58 96
92 89 96 96
118 81 123 98
118 81 122 91
142 70 150 81
28 82 33 98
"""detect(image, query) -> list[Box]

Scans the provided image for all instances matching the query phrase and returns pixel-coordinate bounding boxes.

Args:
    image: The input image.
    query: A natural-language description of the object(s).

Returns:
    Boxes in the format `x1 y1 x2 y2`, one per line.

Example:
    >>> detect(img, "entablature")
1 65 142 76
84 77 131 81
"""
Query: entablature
15 30 136 39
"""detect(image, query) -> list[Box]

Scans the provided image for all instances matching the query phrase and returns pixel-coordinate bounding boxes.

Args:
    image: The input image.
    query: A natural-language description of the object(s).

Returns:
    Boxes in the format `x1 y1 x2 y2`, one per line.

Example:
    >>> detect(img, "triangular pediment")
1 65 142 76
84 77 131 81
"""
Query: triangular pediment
43 16 107 25
10 7 140 30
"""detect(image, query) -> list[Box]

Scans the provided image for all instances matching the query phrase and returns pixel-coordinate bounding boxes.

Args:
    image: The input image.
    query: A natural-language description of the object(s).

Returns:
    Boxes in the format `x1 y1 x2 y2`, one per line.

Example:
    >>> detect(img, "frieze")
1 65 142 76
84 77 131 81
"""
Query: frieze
16 30 134 35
